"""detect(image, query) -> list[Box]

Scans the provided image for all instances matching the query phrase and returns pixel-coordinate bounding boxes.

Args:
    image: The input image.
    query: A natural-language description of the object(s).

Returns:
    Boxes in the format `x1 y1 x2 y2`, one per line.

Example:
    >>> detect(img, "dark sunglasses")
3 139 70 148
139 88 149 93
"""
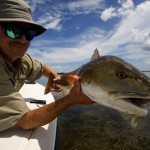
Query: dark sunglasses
1 23 37 41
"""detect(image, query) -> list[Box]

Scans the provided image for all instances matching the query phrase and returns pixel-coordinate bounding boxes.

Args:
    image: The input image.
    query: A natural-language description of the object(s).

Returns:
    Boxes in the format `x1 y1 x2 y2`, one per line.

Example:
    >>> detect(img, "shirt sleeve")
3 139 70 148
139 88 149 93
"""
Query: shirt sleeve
0 64 30 132
21 54 44 81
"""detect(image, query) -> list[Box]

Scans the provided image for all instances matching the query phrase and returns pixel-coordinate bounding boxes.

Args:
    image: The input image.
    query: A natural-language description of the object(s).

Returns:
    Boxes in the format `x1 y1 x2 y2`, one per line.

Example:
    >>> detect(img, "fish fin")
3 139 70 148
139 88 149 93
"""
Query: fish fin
90 48 100 61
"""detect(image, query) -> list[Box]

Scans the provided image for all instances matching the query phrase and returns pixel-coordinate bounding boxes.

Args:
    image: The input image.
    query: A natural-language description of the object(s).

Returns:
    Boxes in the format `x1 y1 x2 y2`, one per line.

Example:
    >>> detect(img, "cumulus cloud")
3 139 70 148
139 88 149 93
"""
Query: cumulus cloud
27 0 150 72
99 1 150 51
100 0 135 21
100 7 116 21
118 0 134 9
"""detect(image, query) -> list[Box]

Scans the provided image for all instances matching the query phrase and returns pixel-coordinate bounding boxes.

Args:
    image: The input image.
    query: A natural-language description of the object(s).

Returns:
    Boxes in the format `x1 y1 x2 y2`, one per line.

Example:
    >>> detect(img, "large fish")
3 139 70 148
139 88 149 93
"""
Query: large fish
45 49 150 119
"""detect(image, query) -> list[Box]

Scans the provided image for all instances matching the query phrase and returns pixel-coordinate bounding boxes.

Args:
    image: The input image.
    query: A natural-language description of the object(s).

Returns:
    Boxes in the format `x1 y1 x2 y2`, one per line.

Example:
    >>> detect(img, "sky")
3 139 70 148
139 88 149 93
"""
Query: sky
25 0 150 73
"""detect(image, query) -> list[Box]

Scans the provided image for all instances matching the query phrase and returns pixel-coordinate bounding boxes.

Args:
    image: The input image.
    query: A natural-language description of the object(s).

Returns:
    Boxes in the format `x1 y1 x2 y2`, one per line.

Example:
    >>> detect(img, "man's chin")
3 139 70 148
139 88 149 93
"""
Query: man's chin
15 51 26 59
18 53 26 58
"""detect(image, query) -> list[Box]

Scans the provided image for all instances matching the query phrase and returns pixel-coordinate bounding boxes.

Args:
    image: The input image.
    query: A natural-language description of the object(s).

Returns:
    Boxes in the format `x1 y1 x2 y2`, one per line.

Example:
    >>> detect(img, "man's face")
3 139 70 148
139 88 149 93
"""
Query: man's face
0 22 31 63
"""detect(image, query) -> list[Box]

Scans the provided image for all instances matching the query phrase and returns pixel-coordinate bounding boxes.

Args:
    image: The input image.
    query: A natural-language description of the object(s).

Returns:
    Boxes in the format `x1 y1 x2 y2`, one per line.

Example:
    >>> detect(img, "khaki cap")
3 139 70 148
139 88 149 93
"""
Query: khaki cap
0 0 47 36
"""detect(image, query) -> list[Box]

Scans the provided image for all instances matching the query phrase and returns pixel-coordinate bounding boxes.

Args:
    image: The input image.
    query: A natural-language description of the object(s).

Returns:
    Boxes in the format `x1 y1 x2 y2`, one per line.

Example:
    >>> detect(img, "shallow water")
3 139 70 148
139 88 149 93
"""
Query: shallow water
52 92 150 150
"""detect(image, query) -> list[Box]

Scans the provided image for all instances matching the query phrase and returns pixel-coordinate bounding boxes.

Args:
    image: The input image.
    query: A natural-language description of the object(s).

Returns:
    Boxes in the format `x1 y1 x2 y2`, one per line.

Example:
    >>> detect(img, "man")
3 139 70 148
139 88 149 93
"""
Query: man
0 0 94 132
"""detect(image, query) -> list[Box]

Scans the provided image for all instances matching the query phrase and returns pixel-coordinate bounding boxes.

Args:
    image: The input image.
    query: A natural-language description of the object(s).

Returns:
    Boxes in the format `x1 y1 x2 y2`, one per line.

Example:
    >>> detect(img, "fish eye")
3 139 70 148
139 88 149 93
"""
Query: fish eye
116 71 127 79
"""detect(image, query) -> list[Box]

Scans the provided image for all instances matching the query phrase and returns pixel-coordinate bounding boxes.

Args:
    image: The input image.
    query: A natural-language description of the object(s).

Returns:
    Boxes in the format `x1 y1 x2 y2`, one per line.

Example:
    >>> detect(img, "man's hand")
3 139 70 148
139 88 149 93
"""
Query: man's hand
55 75 94 105
43 65 62 94
66 75 95 105
43 65 94 105
46 74 62 93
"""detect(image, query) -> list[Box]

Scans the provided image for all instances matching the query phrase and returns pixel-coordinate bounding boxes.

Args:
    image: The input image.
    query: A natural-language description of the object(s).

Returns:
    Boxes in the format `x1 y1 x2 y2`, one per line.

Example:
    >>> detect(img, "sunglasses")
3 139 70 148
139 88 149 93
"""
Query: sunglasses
1 23 37 41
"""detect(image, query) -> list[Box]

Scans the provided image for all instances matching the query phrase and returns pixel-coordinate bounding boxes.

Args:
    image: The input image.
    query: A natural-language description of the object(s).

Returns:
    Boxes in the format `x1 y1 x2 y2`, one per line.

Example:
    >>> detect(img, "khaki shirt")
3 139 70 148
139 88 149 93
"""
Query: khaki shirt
0 53 44 132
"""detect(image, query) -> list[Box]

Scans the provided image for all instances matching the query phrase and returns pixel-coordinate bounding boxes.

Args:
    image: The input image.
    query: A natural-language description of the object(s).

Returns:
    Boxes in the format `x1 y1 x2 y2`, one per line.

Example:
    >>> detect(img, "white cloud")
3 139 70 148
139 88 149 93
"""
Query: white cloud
67 0 103 12
143 40 150 51
99 1 150 51
100 0 135 21
45 18 62 31
118 0 134 9
28 0 150 72
100 7 116 21
26 0 104 30
37 13 62 31
25 0 63 31
25 0 46 12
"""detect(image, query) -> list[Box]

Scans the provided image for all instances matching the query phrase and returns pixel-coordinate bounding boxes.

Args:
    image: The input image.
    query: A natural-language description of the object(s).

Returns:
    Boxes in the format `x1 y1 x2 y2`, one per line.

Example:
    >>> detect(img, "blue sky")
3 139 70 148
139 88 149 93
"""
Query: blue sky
25 0 150 73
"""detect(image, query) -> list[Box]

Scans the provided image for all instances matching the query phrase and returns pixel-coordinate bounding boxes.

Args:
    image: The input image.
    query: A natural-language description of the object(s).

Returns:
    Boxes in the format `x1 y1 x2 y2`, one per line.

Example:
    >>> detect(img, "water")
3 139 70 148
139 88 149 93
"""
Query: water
58 104 150 150
38 73 150 150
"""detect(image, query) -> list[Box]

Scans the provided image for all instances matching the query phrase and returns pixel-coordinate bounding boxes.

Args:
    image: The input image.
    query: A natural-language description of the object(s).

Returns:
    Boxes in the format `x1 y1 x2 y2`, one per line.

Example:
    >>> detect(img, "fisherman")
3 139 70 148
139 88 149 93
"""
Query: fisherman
0 0 94 132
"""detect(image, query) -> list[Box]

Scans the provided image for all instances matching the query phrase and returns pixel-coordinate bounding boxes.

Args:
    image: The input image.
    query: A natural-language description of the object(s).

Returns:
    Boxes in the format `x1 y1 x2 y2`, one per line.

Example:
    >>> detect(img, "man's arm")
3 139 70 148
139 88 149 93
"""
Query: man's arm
42 65 58 78
16 76 94 130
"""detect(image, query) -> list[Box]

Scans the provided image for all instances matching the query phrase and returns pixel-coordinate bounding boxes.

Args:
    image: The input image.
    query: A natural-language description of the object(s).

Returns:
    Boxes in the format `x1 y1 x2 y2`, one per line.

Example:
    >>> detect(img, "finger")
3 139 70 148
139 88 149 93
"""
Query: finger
70 75 80 86
71 75 80 81
55 78 68 85
44 72 55 94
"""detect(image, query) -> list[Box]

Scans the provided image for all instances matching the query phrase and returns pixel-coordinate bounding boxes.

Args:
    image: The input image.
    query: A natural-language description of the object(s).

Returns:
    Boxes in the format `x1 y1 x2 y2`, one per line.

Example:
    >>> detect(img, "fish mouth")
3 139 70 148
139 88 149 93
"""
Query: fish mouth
127 98 149 107
109 91 150 108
